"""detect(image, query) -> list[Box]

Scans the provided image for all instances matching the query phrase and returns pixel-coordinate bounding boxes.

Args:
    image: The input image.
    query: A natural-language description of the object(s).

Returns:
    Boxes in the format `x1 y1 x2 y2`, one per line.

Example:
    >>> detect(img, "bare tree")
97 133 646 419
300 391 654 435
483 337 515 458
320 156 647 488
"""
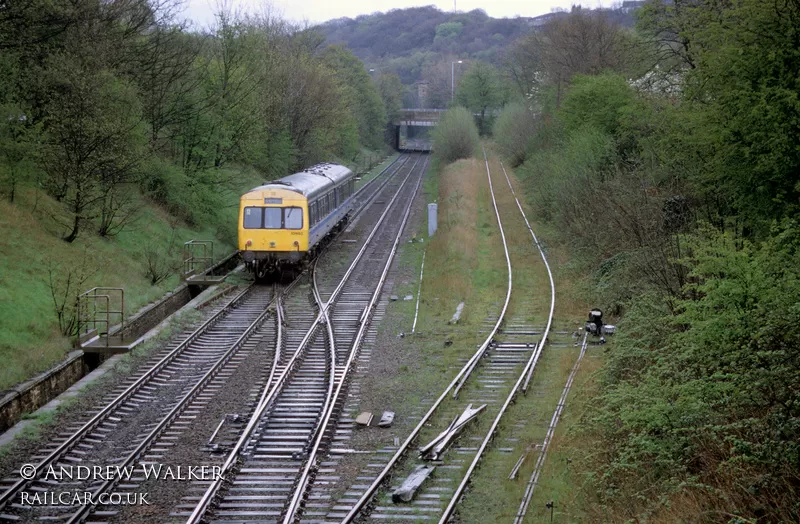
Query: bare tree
140 221 180 285
46 248 97 337
41 61 145 242
504 8 631 104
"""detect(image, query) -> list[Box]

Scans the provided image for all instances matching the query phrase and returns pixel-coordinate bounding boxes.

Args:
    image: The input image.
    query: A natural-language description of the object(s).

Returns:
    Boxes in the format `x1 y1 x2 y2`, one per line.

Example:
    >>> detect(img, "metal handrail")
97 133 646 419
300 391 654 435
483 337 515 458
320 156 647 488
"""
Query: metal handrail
77 287 124 347
183 240 214 278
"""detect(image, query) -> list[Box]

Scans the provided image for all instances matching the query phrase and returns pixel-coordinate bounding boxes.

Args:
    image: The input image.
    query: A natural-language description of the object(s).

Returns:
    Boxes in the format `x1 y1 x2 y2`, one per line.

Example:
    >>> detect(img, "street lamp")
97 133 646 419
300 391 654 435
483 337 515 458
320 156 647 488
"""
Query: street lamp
451 60 463 102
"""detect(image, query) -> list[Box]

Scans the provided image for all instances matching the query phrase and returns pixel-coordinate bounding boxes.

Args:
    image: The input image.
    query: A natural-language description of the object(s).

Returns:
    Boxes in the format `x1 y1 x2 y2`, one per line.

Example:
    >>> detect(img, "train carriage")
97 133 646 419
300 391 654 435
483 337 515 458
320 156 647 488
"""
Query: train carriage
238 163 356 278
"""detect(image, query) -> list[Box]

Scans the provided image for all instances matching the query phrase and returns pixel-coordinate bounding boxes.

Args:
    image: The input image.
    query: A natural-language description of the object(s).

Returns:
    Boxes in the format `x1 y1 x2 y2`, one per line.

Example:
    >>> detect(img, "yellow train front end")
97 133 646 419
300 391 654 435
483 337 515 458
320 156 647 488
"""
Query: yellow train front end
239 163 355 279
238 186 309 277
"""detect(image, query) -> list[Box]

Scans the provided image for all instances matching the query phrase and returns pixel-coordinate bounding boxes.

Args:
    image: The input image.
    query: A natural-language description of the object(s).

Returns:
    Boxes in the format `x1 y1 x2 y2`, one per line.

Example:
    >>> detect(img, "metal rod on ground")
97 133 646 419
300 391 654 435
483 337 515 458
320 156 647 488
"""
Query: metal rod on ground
411 249 426 334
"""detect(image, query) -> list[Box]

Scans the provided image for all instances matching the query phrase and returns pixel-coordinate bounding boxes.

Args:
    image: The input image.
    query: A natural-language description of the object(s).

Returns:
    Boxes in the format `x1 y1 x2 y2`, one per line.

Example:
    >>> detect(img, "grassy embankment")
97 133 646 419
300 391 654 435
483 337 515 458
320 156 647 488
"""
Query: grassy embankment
0 152 396 393
0 177 250 391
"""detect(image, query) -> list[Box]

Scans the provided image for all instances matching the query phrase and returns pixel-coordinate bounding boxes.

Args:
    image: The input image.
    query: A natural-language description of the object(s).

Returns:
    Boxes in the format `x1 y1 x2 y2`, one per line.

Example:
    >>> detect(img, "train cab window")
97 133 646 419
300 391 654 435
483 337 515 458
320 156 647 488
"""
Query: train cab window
284 207 303 229
243 207 262 229
264 207 282 229
310 202 318 225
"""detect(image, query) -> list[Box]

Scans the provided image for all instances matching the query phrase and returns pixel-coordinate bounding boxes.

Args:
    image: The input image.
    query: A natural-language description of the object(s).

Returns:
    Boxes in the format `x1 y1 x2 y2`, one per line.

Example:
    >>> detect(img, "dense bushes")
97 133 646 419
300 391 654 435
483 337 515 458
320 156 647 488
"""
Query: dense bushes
491 102 537 167
585 225 800 520
432 107 480 165
494 0 800 518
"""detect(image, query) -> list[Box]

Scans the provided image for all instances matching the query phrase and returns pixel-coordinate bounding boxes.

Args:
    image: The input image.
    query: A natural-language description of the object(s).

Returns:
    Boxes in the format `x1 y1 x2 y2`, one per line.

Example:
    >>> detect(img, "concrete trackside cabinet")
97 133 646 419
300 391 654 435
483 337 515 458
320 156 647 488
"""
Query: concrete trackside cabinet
428 203 438 237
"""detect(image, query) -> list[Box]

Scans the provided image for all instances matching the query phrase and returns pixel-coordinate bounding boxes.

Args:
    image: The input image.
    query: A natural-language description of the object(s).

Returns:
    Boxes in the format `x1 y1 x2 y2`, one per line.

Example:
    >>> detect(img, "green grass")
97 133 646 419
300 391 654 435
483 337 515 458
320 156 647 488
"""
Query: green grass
0 166 258 391
355 152 399 190
0 302 215 459
371 149 597 522
461 150 602 523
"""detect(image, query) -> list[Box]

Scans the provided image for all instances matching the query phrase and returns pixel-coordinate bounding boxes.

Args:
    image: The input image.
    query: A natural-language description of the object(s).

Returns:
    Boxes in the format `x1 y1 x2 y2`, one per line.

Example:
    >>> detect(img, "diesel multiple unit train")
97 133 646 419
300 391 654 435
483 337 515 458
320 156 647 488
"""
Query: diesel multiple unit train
238 163 356 278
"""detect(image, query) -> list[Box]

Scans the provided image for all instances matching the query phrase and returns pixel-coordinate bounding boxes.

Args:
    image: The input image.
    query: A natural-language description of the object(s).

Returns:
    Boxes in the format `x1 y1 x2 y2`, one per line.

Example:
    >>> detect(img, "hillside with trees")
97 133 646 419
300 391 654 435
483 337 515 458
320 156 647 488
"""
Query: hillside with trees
489 1 800 520
0 0 390 388
316 5 641 107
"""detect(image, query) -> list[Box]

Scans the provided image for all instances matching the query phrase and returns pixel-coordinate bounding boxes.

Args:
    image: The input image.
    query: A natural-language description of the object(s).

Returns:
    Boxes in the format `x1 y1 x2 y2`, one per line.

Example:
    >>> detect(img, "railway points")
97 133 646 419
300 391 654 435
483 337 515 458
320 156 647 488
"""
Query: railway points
0 150 588 524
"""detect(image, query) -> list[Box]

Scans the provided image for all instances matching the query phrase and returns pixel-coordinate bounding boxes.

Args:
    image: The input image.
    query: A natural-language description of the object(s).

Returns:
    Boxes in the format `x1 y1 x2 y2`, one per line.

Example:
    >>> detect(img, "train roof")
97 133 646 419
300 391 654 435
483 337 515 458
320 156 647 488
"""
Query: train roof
247 163 353 199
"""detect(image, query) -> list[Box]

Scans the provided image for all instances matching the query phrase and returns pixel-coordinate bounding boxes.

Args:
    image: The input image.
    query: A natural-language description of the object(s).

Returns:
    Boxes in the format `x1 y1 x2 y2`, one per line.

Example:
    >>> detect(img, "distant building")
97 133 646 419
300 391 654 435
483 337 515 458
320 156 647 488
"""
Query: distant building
529 11 568 27
621 0 647 13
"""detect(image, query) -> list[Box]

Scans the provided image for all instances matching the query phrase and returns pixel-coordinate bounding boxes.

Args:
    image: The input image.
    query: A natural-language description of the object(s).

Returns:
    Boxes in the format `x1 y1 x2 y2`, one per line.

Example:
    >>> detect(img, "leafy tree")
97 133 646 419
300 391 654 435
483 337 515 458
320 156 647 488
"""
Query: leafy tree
0 104 40 203
375 72 405 143
321 45 387 151
41 63 146 242
493 102 537 167
374 73 405 122
503 8 634 103
455 61 504 134
432 106 479 164
557 73 636 136
434 22 463 41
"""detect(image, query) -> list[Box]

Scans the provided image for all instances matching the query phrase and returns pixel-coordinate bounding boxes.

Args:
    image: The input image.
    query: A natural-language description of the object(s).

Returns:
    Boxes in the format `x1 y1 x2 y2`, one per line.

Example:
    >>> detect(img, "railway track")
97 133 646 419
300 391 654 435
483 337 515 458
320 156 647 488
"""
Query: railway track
0 154 416 523
182 154 428 523
337 149 557 524
0 284 279 522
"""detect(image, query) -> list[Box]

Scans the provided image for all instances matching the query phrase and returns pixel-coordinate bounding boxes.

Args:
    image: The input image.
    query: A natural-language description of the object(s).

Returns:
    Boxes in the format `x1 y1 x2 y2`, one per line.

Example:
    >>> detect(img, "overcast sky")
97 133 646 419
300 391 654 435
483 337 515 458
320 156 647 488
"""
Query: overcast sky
180 0 609 28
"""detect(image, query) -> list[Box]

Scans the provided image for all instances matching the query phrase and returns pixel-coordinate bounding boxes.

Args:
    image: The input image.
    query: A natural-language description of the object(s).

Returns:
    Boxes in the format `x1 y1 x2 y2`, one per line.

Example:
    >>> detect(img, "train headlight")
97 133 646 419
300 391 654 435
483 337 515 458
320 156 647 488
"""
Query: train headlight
245 239 252 247
293 241 299 250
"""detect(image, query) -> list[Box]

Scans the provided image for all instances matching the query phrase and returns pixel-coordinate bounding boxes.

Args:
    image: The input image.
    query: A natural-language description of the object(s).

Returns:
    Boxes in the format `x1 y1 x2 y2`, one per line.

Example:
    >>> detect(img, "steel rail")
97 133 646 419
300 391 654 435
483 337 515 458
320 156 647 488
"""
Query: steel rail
64 284 285 523
284 155 428 523
438 155 559 523
186 154 423 524
0 283 254 511
498 160 556 393
449 153 516 399
3 154 407 519
182 155 413 524
340 149 515 523
277 251 339 521
514 332 588 524
437 149 523 523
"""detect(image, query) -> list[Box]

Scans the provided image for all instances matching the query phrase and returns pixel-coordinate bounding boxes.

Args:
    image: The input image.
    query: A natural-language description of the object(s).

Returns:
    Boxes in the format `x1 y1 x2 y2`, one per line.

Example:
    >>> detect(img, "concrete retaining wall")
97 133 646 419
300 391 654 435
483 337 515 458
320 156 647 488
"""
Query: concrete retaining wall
0 351 87 433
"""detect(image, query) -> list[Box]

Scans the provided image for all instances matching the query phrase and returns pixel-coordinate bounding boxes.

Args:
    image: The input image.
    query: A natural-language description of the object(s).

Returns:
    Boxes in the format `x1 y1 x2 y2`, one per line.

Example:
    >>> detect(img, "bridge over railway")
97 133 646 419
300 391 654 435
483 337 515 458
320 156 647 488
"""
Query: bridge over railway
394 108 443 152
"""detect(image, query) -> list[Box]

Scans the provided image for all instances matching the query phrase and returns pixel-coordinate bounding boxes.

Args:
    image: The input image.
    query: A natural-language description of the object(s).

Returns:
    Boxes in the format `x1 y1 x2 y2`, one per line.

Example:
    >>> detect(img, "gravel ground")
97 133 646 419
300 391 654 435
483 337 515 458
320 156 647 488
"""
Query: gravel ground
304 156 443 512
107 290 283 523
0 154 423 522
